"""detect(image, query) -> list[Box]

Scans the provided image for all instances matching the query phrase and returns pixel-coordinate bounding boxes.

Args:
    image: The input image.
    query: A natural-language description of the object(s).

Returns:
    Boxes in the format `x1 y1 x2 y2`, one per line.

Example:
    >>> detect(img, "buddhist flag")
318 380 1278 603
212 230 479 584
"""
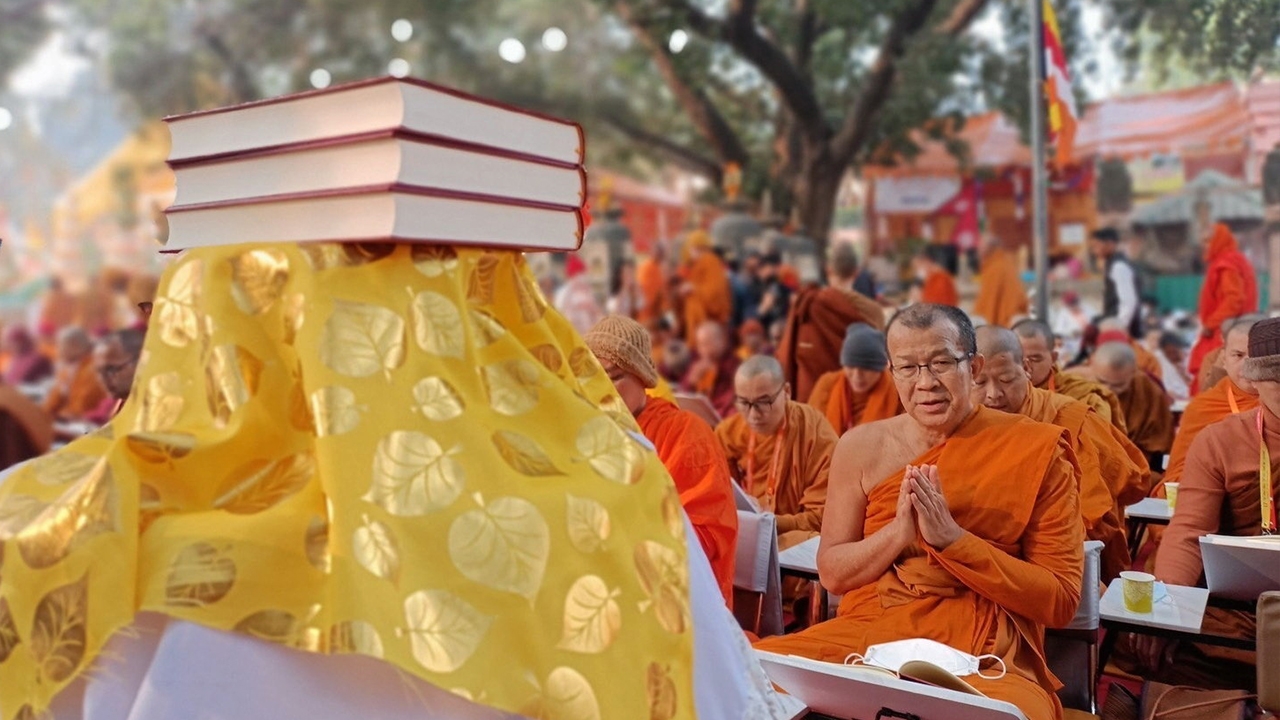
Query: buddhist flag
1042 0 1077 166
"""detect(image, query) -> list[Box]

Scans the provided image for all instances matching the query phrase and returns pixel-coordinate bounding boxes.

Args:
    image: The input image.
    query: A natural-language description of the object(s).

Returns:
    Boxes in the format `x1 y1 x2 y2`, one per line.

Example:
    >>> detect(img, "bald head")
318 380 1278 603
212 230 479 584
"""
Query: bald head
827 242 859 281
1227 314 1267 342
976 326 1024 364
735 355 789 435
57 327 93 364
1013 319 1057 386
1092 341 1137 395
1012 319 1055 346
694 321 728 361
737 354 785 385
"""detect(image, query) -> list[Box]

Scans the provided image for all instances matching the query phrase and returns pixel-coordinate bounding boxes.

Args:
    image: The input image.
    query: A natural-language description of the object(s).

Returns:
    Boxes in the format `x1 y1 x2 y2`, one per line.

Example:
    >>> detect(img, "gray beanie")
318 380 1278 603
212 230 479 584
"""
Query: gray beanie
841 323 888 371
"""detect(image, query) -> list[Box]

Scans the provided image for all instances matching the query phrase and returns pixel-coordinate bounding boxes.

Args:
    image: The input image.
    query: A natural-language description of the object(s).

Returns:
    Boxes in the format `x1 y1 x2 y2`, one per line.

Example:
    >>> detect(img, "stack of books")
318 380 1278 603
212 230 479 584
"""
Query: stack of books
162 77 587 252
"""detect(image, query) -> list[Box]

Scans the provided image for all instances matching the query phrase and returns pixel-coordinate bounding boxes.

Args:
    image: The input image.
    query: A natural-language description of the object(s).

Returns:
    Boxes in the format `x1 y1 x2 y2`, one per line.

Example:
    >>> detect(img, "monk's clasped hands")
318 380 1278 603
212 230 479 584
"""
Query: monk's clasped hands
906 464 964 549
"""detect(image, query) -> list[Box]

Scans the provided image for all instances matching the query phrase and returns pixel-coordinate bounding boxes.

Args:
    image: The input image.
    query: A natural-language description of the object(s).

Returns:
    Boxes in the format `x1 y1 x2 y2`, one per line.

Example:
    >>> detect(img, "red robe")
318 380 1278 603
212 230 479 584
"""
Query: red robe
1189 225 1258 389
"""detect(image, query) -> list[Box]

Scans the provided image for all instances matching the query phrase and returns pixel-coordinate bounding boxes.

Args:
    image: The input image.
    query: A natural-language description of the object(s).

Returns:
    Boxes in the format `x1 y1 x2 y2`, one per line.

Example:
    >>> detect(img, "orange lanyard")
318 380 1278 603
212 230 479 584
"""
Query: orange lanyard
745 419 787 511
1257 409 1276 534
1228 386 1241 414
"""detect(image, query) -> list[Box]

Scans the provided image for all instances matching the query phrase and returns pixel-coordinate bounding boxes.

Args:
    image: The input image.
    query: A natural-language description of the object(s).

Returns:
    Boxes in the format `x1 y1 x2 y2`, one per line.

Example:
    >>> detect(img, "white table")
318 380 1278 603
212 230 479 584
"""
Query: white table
1100 579 1207 634
1124 497 1172 556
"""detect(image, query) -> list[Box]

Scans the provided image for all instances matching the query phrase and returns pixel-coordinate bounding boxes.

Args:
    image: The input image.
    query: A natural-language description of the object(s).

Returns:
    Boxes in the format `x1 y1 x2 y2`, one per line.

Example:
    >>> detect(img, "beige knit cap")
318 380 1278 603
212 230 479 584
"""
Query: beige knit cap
584 315 659 389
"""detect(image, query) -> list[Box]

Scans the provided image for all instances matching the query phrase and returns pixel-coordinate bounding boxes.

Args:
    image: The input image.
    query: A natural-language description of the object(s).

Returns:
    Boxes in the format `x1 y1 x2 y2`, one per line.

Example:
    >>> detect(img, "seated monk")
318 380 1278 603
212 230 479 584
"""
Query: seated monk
755 304 1083 720
807 323 902 435
1014 319 1127 433
681 321 740 418
972 235 1028 328
736 318 771 360
715 355 837 550
1089 341 1175 468
974 326 1146 581
775 242 884 402
42 326 108 422
585 315 738 605
85 327 145 425
1 325 53 386
1097 318 1162 383
1162 315 1263 492
914 250 959 306
1131 316 1280 692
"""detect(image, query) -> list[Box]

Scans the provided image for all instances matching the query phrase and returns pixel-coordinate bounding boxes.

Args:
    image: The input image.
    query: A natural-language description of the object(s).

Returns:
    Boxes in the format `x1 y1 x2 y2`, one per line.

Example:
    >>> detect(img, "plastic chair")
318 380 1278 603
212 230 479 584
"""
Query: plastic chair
732 510 784 638
1046 540 1104 713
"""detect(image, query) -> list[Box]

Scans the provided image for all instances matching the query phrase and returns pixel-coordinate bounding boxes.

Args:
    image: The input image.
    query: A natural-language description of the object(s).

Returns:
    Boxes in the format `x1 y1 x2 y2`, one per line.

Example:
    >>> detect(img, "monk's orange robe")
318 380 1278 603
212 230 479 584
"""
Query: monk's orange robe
972 247 1027 327
921 268 959 306
1020 387 1146 581
0 384 53 469
1196 348 1226 396
714 401 836 549
636 256 666 324
1042 369 1127 434
637 397 738 605
806 369 902 435
756 408 1084 720
775 286 885 402
1163 376 1257 489
1133 342 1164 383
1115 372 1175 458
681 253 732 345
42 357 108 421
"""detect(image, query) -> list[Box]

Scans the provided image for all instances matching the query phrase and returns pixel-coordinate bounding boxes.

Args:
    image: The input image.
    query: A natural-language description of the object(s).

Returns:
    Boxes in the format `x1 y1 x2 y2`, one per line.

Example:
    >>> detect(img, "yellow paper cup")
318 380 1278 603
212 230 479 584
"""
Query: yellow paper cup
1121 571 1155 614
1165 482 1179 511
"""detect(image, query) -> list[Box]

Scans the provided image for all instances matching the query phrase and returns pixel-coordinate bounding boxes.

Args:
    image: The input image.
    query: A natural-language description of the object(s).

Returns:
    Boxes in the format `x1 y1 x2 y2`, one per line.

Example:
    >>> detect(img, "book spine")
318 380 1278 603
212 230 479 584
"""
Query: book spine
165 183 584 215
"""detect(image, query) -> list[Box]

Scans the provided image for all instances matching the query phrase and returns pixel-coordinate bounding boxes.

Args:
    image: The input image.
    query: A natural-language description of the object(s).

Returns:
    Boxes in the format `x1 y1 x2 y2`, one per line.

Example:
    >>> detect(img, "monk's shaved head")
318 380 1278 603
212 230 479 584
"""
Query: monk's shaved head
976 326 1024 364
1224 314 1265 393
737 354 785 385
1012 319 1055 345
1013 319 1058 386
827 242 859 280
1094 341 1136 370
887 304 977 355
1227 314 1267 342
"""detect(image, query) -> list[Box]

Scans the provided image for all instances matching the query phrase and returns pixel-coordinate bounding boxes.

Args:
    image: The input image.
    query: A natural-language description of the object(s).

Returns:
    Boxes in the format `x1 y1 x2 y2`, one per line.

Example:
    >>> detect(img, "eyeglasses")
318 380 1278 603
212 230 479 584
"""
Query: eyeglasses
735 386 785 414
890 354 972 382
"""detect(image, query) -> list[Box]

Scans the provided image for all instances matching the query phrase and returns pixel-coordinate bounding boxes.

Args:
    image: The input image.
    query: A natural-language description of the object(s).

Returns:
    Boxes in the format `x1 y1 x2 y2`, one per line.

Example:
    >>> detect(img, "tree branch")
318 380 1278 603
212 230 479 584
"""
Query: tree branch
601 112 722 181
616 2 748 166
938 0 991 36
830 0 939 166
666 0 828 143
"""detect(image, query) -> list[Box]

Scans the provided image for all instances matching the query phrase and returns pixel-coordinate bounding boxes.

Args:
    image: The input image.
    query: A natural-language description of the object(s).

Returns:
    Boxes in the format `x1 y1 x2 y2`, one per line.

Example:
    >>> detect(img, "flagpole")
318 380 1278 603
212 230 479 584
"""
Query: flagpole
1029 0 1051 322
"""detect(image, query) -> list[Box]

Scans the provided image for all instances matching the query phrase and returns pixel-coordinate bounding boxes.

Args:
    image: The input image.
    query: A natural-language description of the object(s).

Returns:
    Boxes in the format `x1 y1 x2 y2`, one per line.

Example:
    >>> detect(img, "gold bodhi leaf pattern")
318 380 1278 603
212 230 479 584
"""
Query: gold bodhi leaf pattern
492 431 564 477
309 386 363 437
165 542 237 607
136 372 185 433
364 431 465 516
634 541 690 635
154 258 203 348
353 514 401 583
206 345 264 427
411 291 466 359
481 360 542 416
557 575 621 654
305 516 330 573
646 663 679 720
522 667 602 720
469 309 506 346
411 245 458 278
575 417 644 484
16 461 118 570
412 377 465 421
328 620 384 658
229 249 290 315
30 574 88 684
33 452 100 487
0 597 19 664
282 293 306 345
126 432 197 465
565 495 611 553
402 589 492 674
448 495 549 599
234 609 299 645
320 300 406 379
467 254 500 305
213 453 316 515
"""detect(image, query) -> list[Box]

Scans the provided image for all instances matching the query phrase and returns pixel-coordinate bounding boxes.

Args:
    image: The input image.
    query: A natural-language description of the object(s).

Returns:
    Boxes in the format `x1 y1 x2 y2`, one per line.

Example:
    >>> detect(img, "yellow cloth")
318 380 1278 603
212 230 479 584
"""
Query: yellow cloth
0 243 695 720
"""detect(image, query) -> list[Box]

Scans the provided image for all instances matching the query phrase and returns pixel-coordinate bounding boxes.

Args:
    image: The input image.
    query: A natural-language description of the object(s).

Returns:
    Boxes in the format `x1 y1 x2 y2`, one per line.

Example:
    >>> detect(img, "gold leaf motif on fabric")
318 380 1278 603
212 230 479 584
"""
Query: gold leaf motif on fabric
557 575 621 654
566 495 611 553
401 589 492 673
411 245 458 277
530 344 564 373
289 376 314 433
15 705 52 720
155 258 203 348
512 266 547 323
448 494 549 599
229 249 290 315
364 431 465 516
305 516 330 572
30 573 88 683
410 291 465 359
205 345 263 427
492 431 564 477
302 243 394 271
309 386 363 436
320 300 406 379
522 667 602 720
646 663 678 720
567 347 599 380
575 417 643 484
165 542 236 607
469 309 506 346
0 597 19 664
33 452 100 487
467 254 500 305
213 453 316 514
233 609 299 645
139 483 164 533
0 495 49 540
126 432 197 465
660 487 684 540
16 462 118 570
633 541 690 635
481 360 541 416
329 620 384 658
136 371 185 433
353 514 400 583
282 293 306 345
412 377 465 421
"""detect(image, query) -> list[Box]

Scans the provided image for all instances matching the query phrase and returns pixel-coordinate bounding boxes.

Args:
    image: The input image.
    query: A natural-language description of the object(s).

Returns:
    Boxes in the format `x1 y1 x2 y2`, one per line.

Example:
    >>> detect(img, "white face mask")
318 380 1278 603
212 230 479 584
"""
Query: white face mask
845 638 1006 680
